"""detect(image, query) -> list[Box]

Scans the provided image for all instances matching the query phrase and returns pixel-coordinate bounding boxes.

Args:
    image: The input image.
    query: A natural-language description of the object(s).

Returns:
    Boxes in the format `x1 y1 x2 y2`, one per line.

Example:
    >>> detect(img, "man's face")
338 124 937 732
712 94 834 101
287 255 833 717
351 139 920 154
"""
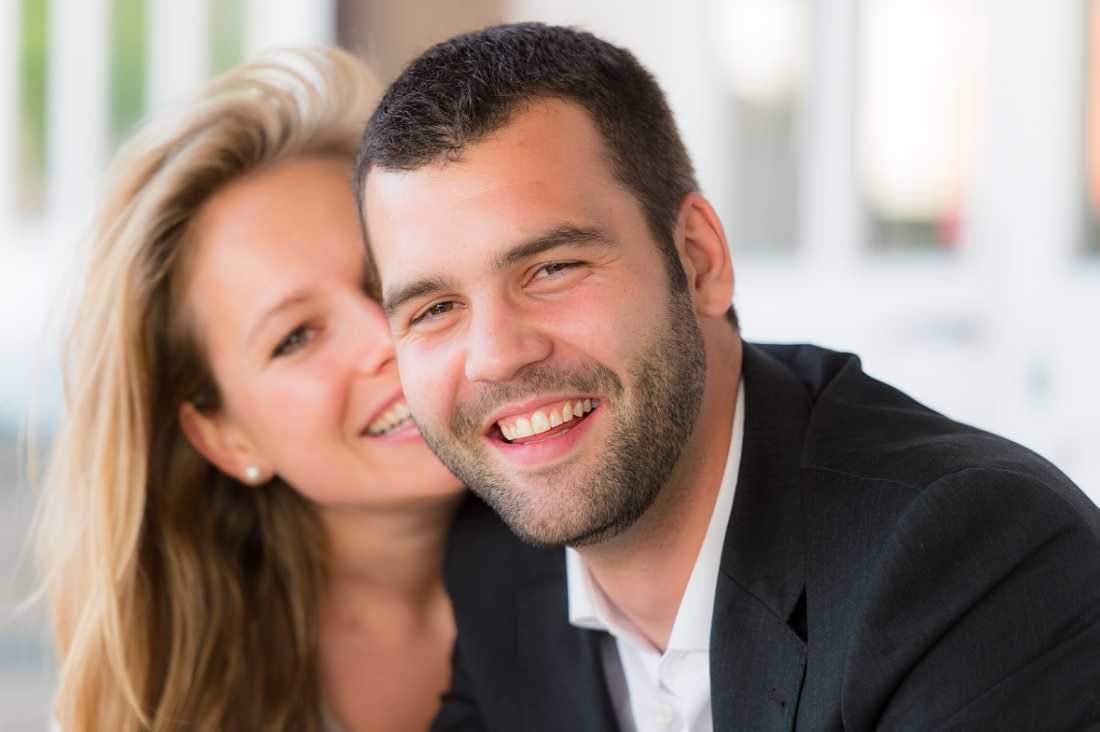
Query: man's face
363 100 706 547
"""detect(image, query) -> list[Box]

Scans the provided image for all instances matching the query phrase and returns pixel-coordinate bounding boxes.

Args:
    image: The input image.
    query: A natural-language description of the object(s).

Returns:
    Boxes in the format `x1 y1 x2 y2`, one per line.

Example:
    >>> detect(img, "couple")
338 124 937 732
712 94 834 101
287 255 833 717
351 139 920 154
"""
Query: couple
40 23 1100 732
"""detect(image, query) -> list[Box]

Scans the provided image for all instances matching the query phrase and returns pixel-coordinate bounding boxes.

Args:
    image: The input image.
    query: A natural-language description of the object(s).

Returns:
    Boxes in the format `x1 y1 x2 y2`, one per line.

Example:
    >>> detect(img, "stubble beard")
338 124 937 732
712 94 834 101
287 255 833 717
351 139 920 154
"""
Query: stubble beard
416 288 706 548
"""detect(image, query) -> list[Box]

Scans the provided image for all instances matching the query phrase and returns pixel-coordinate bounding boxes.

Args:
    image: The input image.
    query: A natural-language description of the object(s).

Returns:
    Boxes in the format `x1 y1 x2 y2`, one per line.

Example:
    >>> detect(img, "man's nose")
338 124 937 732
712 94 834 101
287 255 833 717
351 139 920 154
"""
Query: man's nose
464 301 551 383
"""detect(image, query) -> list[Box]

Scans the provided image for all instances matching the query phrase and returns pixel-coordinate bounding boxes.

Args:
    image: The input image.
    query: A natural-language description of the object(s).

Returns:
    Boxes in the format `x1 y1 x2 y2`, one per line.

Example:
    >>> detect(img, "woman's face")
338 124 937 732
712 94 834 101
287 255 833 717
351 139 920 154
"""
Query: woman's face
180 156 462 508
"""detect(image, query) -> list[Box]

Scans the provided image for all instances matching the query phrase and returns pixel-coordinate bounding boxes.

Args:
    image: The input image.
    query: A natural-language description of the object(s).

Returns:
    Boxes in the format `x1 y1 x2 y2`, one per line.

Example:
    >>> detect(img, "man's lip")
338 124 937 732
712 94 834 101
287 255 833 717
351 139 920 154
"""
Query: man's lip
359 390 408 436
489 400 601 466
481 394 602 434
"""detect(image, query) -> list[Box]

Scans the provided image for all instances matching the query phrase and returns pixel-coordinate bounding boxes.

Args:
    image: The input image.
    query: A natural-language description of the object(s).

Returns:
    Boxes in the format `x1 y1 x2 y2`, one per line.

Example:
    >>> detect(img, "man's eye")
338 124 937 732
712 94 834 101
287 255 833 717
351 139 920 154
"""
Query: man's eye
272 325 312 358
411 300 455 326
532 261 581 280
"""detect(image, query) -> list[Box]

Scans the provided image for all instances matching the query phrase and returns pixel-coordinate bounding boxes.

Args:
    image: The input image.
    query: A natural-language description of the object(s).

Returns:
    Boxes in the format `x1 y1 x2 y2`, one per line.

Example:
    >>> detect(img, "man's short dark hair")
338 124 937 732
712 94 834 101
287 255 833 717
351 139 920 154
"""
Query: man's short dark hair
354 22 738 330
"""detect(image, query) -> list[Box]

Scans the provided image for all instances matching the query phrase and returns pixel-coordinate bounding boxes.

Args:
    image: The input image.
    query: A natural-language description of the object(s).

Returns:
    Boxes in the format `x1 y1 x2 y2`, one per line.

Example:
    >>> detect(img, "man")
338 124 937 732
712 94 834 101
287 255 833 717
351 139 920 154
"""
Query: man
355 23 1100 731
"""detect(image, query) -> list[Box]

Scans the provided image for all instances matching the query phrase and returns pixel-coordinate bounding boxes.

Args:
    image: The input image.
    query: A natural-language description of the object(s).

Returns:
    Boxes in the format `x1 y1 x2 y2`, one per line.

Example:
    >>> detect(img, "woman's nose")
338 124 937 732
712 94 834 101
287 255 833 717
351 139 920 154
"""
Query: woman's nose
354 301 397 376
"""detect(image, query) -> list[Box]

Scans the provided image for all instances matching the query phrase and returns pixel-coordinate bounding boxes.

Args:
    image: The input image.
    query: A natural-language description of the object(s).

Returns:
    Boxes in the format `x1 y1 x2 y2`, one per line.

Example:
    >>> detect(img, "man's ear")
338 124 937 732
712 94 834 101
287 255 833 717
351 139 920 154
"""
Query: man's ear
673 192 734 318
179 402 270 485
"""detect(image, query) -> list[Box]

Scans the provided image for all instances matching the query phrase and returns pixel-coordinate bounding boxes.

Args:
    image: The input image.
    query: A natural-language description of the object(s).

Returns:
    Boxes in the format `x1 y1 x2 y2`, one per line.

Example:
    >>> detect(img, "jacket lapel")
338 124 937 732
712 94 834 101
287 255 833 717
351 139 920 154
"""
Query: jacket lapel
516 565 620 731
711 343 810 730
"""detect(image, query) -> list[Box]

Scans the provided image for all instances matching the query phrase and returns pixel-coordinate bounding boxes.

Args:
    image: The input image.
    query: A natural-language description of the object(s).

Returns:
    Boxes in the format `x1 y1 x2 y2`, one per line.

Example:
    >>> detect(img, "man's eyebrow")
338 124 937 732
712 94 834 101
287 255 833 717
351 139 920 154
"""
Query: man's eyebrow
382 225 614 319
491 225 616 272
383 276 459 319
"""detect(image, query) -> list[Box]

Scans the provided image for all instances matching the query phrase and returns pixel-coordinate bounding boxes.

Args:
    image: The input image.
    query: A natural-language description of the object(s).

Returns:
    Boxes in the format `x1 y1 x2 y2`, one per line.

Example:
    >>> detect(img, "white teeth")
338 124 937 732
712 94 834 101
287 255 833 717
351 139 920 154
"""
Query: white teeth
366 400 414 435
497 397 601 442
531 411 550 434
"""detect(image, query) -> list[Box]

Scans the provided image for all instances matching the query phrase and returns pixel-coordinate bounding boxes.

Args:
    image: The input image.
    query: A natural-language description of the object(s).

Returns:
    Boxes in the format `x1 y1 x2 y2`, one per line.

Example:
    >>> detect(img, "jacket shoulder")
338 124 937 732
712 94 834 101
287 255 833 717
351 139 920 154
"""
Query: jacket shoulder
759 342 1092 515
758 345 1100 728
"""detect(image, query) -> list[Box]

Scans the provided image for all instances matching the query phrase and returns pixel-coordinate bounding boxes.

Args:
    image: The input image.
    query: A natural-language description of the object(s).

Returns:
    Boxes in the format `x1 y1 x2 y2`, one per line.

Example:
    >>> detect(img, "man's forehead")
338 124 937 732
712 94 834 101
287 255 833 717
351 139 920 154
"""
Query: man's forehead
365 183 601 274
364 100 613 213
362 99 625 290
368 180 576 304
364 167 542 272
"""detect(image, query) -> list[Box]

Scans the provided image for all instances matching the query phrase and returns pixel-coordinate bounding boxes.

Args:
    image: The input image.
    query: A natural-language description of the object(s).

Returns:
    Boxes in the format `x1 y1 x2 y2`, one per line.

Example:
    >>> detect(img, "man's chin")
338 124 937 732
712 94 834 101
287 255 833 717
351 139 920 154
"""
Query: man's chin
498 513 625 549
479 486 644 549
560 517 634 548
426 430 660 548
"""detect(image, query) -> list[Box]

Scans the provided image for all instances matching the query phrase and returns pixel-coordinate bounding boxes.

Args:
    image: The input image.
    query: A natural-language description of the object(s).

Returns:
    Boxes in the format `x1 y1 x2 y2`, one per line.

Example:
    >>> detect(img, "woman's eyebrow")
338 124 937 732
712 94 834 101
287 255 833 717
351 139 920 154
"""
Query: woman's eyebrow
247 289 311 346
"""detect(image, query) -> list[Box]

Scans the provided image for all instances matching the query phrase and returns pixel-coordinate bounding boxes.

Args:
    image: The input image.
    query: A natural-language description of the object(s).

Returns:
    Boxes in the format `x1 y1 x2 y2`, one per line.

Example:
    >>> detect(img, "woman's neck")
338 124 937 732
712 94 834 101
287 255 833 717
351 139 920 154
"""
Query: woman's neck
319 493 462 614
316 494 462 732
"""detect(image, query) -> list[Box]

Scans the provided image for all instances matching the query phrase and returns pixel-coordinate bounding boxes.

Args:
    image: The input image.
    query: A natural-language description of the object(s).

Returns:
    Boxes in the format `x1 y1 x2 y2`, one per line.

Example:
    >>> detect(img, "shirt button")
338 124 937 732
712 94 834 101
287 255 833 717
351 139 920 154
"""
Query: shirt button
655 704 676 728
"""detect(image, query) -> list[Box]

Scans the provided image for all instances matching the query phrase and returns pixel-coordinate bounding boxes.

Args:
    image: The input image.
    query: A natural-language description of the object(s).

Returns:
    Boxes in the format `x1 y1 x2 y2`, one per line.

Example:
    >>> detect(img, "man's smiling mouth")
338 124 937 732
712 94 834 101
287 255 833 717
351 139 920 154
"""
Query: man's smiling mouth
495 398 599 444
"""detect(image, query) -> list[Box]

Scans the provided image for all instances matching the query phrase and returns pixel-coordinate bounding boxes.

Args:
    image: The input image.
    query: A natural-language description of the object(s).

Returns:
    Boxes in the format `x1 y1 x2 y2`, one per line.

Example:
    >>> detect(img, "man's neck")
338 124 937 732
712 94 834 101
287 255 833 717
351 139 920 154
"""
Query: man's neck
577 330 742 652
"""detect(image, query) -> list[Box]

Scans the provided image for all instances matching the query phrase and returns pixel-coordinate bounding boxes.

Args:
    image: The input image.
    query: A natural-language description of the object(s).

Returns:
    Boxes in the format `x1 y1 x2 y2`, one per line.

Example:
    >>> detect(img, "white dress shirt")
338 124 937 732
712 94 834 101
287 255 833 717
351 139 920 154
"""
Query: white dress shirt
566 382 745 732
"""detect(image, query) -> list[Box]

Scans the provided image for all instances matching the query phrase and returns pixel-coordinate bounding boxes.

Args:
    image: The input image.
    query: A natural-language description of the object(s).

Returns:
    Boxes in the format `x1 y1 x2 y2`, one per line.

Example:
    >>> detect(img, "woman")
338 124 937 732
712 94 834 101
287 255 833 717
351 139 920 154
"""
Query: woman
36 47 463 731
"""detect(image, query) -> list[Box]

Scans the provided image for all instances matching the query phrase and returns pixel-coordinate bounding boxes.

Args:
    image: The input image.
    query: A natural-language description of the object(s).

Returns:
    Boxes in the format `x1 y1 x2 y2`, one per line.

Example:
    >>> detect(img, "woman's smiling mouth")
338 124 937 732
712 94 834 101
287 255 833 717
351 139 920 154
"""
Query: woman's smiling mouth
364 399 414 436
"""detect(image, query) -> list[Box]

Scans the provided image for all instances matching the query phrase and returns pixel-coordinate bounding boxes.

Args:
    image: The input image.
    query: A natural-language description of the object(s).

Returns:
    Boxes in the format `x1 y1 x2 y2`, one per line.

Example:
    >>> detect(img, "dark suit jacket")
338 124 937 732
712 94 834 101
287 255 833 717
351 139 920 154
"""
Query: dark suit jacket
431 343 1100 731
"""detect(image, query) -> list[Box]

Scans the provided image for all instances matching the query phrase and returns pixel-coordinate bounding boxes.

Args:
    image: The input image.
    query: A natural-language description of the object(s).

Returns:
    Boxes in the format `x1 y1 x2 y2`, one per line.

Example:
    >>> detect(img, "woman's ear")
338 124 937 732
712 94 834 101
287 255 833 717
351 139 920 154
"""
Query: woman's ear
179 402 271 485
674 192 735 318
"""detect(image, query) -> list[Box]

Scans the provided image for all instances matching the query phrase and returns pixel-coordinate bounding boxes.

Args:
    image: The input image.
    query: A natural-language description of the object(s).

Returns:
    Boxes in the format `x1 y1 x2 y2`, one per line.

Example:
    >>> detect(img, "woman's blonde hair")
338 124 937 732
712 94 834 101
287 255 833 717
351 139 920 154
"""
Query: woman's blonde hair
37 47 378 731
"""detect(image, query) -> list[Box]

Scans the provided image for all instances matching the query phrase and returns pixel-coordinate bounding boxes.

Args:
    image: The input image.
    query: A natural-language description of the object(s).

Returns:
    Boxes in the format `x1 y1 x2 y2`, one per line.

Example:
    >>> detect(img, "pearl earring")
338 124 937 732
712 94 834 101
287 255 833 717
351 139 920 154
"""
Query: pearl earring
244 465 262 484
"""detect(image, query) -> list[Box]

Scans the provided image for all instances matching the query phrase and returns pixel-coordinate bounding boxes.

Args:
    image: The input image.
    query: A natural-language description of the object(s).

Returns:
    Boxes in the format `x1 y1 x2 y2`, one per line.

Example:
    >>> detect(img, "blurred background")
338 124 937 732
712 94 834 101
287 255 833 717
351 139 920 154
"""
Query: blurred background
2 0 1098 727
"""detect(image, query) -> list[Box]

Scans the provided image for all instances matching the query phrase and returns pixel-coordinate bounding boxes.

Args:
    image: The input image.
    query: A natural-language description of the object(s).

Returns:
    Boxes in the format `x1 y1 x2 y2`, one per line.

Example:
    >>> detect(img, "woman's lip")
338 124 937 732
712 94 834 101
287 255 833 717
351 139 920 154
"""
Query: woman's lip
361 390 409 435
363 418 422 443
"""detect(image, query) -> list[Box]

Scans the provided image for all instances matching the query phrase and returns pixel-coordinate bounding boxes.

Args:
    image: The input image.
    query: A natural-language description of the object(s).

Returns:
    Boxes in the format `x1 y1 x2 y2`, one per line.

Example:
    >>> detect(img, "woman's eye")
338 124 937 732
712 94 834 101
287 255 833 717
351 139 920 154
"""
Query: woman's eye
272 325 312 358
411 300 455 326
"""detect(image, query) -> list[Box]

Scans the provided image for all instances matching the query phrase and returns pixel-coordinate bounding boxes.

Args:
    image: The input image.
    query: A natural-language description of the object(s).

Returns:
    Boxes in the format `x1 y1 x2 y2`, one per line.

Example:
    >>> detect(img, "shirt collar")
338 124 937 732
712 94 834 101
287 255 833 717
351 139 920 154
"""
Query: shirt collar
566 381 746 652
